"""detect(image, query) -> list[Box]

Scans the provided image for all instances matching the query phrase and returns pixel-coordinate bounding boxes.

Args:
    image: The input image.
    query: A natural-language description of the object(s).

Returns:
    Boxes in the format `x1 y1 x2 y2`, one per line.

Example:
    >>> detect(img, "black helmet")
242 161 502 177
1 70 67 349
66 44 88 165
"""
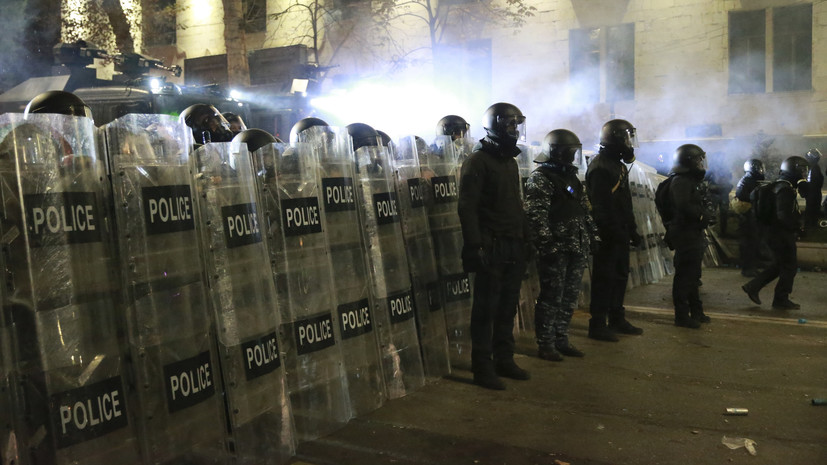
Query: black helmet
222 112 246 134
805 148 822 163
24 90 92 119
672 144 706 173
482 102 525 141
779 155 810 181
289 117 329 145
345 122 380 151
599 119 638 149
436 115 470 139
376 130 392 147
180 104 234 144
743 159 764 176
534 129 582 167
233 128 277 153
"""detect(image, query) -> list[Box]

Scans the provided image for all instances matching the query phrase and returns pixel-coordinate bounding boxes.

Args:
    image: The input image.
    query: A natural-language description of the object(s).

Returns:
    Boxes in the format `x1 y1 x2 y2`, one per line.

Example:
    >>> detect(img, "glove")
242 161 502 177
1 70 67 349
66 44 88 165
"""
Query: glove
461 244 489 273
629 230 643 248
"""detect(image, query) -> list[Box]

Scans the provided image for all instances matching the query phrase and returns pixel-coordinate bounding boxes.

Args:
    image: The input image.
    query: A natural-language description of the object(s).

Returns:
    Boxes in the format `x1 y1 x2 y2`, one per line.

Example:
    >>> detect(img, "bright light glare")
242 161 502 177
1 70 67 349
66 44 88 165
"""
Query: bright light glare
310 80 469 139
149 78 162 91
230 89 242 99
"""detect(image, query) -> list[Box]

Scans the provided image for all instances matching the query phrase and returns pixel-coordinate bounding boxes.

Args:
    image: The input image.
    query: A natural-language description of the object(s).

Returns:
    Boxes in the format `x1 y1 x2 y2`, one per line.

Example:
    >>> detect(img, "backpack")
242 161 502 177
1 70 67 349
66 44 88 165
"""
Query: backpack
750 181 779 225
654 176 674 226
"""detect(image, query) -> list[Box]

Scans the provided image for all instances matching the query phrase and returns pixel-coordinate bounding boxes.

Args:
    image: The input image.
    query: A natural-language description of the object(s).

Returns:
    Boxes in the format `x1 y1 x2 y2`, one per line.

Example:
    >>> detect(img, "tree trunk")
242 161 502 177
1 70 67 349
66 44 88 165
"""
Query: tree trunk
222 0 250 87
101 0 135 53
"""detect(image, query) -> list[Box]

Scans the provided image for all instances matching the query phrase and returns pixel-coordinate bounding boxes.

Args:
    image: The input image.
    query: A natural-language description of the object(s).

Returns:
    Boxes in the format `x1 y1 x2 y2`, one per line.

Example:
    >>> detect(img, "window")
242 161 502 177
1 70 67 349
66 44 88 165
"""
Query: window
569 23 635 103
244 0 267 34
773 4 812 92
728 5 813 94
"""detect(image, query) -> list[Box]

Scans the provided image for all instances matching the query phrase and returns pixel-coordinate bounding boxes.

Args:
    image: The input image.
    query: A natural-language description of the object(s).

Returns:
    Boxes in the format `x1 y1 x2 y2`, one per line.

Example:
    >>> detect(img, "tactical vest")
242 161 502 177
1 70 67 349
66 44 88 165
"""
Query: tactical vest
538 166 585 223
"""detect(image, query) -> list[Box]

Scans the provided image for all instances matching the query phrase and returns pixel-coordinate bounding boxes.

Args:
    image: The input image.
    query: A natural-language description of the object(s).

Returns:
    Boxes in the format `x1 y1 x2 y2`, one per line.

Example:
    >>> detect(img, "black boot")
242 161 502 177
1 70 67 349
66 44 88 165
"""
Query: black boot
675 311 701 329
608 307 644 335
588 316 618 342
472 355 506 390
495 358 530 380
538 346 563 361
691 309 711 323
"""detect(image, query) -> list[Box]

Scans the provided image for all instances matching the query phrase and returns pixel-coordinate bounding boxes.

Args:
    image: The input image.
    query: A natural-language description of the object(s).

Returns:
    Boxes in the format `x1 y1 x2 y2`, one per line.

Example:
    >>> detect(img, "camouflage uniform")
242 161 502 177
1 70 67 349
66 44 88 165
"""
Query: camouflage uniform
525 163 596 351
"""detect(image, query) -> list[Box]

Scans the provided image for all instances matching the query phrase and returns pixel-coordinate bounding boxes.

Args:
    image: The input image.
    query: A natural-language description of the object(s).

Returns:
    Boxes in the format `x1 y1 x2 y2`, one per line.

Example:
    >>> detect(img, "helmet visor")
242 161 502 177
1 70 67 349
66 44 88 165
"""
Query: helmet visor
496 114 526 142
625 127 639 149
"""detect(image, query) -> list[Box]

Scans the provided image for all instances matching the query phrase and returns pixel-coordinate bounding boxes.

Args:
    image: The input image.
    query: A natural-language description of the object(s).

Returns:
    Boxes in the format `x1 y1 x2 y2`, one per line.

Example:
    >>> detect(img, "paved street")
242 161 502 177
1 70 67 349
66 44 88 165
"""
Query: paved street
293 267 827 465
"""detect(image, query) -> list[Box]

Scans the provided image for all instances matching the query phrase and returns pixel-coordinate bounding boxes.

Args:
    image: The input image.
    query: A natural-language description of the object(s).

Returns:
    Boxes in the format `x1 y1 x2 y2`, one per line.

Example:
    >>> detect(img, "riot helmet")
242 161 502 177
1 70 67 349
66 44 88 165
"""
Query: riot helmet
482 102 526 142
743 159 764 176
436 115 470 140
180 103 234 144
222 112 247 135
805 148 822 163
289 117 329 145
534 129 582 168
24 90 92 119
779 155 810 182
599 119 638 163
346 122 380 151
672 144 707 174
233 128 277 153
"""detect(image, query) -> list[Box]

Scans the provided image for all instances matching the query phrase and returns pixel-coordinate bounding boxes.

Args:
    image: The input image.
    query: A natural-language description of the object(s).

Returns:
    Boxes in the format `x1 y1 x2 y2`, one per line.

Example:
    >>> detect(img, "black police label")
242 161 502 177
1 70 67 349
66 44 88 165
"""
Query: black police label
221 203 261 248
322 177 356 212
431 176 458 204
426 280 443 312
163 351 216 413
443 273 471 303
387 289 415 324
337 298 372 340
295 312 335 355
281 197 322 237
241 331 281 380
407 178 425 209
142 185 195 235
373 191 400 225
25 192 102 246
49 376 128 449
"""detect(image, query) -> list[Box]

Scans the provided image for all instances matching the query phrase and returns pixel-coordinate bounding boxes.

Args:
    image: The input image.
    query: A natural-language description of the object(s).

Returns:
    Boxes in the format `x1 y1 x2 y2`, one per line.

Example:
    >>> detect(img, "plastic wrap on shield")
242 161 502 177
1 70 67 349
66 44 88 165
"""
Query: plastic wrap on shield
251 129 353 438
515 144 540 333
303 126 385 417
0 113 139 465
425 136 472 369
100 114 226 464
352 143 425 398
392 136 450 378
629 163 671 286
191 141 295 463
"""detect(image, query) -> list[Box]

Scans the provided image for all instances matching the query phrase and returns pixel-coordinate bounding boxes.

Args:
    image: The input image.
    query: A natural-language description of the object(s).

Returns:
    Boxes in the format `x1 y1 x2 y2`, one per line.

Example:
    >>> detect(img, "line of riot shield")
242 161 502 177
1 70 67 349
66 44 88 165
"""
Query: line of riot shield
392 136 450 378
516 143 541 334
425 136 473 369
301 126 386 418
0 113 139 464
250 129 354 439
99 114 227 464
0 272 18 465
352 142 425 398
190 140 295 463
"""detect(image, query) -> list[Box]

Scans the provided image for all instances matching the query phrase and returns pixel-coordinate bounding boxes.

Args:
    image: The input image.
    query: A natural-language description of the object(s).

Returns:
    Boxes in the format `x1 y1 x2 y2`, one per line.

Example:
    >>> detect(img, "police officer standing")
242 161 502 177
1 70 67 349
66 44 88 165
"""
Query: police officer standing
665 145 715 328
734 159 766 277
458 102 531 390
525 129 594 360
584 119 644 342
742 156 810 310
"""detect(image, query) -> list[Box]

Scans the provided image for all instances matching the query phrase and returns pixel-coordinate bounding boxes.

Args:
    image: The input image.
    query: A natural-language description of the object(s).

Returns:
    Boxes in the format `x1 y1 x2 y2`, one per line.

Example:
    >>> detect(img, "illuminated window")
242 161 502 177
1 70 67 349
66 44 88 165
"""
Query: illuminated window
729 9 766 94
569 23 635 103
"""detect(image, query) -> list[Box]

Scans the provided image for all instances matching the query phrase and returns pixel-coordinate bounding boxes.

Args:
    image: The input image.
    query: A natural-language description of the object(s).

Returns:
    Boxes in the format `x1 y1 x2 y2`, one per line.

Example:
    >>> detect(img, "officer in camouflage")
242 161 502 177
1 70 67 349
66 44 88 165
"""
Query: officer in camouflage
525 129 595 361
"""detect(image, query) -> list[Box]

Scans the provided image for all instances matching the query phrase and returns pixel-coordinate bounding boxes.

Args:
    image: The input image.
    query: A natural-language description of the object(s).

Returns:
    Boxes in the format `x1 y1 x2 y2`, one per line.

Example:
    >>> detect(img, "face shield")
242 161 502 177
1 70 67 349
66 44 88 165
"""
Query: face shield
447 123 470 141
624 127 639 149
496 114 526 142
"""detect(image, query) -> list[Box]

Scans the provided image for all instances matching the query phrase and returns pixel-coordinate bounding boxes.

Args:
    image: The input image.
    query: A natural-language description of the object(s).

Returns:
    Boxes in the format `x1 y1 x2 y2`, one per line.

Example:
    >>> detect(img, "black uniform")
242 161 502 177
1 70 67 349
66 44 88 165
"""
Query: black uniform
734 171 765 275
584 147 642 337
742 173 802 308
458 136 529 382
667 169 713 325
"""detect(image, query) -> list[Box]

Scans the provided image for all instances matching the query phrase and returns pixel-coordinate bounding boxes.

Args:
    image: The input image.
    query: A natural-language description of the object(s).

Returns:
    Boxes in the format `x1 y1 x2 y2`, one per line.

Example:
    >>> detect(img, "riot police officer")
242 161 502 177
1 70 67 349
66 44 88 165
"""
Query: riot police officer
803 149 824 229
584 119 644 342
180 103 234 145
742 156 809 310
525 129 594 360
458 102 530 390
665 145 715 328
734 159 766 277
436 115 471 141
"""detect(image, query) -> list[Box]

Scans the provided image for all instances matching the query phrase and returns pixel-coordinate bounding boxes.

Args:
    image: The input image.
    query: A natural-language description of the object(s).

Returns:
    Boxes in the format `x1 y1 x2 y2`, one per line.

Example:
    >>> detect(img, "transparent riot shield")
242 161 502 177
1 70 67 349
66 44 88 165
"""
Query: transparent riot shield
426 136 472 369
100 114 226 464
252 131 353 439
352 143 425 398
392 136 450 378
1 276 19 465
629 162 670 288
307 126 385 418
516 144 540 334
191 141 295 463
0 113 139 465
